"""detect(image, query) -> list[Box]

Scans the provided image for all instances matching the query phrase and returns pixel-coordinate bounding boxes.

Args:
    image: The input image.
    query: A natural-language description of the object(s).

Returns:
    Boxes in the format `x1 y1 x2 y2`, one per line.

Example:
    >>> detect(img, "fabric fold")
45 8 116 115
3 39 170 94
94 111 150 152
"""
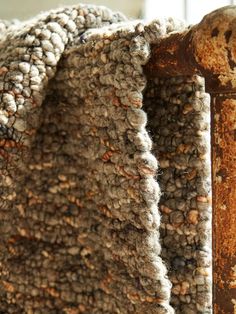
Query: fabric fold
0 4 211 314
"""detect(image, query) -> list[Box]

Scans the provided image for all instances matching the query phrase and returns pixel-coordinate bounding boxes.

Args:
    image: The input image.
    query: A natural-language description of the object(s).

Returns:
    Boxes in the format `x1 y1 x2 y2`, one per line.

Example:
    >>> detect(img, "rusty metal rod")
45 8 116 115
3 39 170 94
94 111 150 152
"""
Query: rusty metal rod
145 5 236 314
211 94 236 314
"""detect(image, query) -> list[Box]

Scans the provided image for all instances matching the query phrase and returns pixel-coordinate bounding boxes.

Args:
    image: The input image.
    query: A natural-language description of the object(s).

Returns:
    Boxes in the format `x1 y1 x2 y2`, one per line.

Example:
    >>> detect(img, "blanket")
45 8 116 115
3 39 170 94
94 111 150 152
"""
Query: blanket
0 4 211 313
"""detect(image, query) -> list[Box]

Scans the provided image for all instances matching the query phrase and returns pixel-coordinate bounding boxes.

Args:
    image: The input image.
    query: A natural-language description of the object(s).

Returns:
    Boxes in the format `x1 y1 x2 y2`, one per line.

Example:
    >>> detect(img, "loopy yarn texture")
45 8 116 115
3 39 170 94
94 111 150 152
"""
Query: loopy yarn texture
0 4 211 314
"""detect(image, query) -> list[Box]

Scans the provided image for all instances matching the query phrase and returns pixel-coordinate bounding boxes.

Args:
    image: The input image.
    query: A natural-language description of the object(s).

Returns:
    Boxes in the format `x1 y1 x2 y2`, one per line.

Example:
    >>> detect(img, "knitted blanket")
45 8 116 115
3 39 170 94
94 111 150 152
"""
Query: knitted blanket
0 4 212 314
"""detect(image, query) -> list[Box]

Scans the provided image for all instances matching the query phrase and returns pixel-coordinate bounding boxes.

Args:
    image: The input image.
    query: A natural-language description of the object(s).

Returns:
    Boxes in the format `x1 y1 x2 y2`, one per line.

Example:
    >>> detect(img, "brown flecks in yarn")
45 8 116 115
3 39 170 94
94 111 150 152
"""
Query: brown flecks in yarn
43 287 60 298
2 281 15 293
187 210 199 225
144 75 212 313
102 150 114 162
0 4 211 314
63 307 81 314
0 66 8 75
116 165 141 180
98 205 113 218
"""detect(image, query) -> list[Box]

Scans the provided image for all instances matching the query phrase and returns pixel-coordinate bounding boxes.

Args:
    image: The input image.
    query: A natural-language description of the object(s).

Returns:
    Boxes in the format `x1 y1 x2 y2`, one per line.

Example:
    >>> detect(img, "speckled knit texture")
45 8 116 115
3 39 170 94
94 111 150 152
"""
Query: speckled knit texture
144 77 212 313
0 4 211 314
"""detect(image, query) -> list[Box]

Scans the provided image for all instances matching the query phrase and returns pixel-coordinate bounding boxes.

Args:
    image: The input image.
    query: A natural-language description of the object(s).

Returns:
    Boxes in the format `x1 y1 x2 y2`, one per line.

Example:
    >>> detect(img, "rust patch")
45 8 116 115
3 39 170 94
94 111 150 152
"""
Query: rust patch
144 30 198 78
145 6 236 93
212 96 236 314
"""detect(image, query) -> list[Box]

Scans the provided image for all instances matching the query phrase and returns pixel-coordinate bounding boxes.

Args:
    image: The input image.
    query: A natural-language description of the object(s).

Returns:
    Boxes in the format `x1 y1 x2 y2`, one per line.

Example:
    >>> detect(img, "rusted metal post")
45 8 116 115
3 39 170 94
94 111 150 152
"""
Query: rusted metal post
211 94 236 314
145 5 236 313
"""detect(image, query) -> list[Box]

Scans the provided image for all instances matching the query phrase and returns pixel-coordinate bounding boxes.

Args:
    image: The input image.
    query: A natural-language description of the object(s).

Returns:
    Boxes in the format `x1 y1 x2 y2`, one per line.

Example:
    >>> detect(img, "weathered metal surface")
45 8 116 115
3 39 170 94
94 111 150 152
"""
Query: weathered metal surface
192 6 236 93
144 5 236 313
212 95 236 314
145 6 236 92
144 30 197 77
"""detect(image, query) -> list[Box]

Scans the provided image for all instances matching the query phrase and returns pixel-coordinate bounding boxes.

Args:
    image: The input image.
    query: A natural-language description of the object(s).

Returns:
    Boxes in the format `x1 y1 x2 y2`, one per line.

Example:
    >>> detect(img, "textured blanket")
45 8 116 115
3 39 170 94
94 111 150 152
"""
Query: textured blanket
0 4 212 314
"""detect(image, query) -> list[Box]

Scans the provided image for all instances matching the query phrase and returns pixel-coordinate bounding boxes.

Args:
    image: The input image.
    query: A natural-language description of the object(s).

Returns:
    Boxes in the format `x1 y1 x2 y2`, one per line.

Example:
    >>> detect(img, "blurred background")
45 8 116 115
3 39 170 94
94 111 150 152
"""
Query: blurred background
0 0 235 24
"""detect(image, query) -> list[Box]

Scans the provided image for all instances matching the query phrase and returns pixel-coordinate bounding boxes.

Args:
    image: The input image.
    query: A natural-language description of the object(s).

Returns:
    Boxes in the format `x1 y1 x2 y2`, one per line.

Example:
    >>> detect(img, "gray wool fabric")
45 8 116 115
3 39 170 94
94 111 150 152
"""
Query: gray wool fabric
0 4 212 314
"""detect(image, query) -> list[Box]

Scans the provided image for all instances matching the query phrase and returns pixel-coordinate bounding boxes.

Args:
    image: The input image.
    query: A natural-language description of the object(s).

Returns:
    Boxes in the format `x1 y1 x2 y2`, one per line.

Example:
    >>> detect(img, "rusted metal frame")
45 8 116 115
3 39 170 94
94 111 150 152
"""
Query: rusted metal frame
211 93 236 314
145 5 236 314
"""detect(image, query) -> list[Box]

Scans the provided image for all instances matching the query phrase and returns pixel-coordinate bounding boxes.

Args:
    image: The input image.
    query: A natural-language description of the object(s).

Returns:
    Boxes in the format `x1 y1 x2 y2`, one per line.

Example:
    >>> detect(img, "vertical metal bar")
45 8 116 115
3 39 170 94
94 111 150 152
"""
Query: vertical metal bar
144 5 236 313
211 95 236 313
190 15 236 310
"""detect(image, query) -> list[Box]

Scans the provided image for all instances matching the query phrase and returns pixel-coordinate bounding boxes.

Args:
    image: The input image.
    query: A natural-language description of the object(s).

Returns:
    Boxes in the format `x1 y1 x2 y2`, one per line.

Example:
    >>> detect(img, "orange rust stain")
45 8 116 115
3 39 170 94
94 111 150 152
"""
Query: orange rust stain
212 96 236 313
